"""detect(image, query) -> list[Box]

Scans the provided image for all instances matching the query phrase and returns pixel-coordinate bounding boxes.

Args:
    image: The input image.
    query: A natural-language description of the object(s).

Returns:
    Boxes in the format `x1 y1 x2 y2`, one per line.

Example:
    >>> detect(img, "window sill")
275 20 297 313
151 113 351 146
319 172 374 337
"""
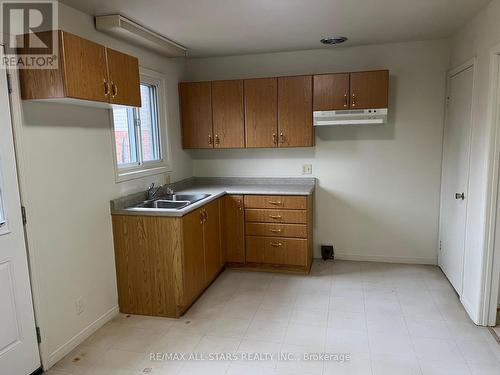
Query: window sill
115 164 171 183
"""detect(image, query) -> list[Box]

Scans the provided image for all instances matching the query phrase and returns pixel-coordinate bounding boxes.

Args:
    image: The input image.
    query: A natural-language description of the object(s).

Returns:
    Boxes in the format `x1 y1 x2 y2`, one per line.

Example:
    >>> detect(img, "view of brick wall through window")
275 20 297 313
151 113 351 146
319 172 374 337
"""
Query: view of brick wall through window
112 84 160 166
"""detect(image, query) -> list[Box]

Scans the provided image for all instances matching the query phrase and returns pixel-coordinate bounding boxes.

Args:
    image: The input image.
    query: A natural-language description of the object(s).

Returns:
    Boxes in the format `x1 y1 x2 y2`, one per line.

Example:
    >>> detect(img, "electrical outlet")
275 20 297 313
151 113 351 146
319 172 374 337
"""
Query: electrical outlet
75 297 85 315
302 164 313 175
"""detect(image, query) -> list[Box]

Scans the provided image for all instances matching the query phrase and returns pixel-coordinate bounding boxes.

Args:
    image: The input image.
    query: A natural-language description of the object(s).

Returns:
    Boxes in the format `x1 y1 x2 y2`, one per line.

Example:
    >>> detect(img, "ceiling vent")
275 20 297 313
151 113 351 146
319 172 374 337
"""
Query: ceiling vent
95 14 187 57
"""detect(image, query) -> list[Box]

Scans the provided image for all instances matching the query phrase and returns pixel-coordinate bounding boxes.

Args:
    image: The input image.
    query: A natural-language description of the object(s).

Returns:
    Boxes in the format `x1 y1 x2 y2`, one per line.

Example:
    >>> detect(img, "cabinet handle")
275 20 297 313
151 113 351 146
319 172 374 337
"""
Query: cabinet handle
104 80 110 96
200 210 204 224
269 228 282 233
238 200 243 211
269 215 282 219
268 201 282 206
279 132 285 144
215 134 220 145
111 82 118 98
270 242 283 247
351 93 356 107
272 133 277 145
208 134 213 145
204 209 208 220
344 93 348 108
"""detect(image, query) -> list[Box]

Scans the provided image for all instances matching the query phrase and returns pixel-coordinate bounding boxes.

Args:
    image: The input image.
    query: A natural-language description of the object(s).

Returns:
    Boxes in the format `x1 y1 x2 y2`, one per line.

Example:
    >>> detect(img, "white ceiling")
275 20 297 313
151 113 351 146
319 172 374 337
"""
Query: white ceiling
60 0 490 57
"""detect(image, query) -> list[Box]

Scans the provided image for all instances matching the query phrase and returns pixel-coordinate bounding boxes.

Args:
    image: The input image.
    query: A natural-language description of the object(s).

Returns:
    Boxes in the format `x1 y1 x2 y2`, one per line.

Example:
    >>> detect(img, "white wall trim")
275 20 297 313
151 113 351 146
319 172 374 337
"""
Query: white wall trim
47 306 119 369
461 295 479 324
335 253 437 265
480 42 500 326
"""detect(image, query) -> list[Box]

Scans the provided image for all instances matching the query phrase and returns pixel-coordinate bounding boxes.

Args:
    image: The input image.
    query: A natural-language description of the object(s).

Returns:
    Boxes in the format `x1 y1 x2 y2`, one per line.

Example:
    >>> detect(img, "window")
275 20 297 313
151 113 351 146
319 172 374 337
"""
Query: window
111 69 170 181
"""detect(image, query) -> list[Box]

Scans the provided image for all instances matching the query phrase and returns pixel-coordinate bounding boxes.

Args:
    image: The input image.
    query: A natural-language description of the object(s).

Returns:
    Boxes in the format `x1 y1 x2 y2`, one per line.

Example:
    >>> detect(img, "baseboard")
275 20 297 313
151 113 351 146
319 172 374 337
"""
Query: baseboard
333 252 437 265
46 305 119 369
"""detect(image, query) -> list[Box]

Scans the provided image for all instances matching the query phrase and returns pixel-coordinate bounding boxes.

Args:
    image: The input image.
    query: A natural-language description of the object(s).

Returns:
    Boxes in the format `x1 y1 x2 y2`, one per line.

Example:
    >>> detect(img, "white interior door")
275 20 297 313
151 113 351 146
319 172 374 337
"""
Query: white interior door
0 53 40 373
439 65 474 295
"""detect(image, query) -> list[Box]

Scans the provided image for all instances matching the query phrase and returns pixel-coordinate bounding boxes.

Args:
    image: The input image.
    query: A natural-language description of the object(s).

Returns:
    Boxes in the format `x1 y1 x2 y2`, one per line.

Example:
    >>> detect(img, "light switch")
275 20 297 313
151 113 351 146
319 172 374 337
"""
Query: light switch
302 164 312 175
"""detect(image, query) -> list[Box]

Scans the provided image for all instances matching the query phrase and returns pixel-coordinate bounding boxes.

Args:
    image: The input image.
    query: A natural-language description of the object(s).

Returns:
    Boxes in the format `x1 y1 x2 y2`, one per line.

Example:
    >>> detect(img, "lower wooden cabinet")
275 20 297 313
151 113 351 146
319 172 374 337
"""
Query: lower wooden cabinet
112 198 222 318
221 195 245 264
227 194 313 273
112 193 313 317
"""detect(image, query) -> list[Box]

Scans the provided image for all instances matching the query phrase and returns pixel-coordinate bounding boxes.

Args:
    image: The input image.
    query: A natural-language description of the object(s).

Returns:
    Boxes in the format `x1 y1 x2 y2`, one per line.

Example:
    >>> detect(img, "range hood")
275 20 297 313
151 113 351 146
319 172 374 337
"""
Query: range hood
313 108 388 126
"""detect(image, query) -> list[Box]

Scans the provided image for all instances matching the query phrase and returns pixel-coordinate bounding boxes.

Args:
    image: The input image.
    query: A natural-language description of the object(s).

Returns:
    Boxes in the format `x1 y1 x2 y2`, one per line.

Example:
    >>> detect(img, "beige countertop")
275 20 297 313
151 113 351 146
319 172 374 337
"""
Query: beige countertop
110 177 315 217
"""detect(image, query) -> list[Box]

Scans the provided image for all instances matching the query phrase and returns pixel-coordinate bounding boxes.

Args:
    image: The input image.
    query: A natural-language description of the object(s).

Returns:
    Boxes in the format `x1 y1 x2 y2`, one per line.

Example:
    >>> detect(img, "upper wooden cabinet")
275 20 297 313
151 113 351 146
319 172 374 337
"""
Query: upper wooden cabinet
179 81 213 149
179 69 388 149
19 30 141 107
313 73 350 111
349 70 389 109
212 80 245 148
244 78 278 148
313 70 389 110
278 75 314 147
106 48 141 106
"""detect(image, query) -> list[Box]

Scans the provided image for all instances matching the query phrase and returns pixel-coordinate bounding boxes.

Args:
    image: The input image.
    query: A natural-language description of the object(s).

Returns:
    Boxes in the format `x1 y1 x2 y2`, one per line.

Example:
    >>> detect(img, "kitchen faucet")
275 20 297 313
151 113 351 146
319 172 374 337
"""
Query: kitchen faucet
147 183 174 200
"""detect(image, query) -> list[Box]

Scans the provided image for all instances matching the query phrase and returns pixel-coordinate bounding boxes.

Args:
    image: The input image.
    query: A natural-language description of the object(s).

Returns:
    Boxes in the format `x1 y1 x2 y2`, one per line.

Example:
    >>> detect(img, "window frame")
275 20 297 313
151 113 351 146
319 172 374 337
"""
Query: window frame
110 67 171 183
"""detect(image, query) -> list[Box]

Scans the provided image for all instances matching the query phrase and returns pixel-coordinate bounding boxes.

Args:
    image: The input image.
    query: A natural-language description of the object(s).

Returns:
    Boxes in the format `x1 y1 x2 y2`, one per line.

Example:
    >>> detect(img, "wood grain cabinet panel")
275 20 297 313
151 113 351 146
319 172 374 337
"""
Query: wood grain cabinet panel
313 73 350 110
180 82 214 149
278 75 314 147
212 80 245 148
244 195 307 210
245 209 307 224
203 199 222 284
181 209 205 307
221 195 245 263
106 48 141 106
349 70 389 109
245 223 307 238
246 237 308 266
244 78 278 148
19 30 141 105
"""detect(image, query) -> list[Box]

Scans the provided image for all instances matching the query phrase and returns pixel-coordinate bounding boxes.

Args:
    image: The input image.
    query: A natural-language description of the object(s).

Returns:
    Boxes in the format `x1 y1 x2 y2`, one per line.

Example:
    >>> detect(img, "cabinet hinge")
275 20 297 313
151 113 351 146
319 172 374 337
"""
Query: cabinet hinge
6 73 12 94
21 206 27 225
35 326 41 343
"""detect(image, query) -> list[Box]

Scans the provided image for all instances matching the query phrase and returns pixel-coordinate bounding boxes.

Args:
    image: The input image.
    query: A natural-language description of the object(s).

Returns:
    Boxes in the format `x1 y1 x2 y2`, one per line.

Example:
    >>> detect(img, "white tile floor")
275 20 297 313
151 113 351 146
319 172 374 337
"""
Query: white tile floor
46 261 500 375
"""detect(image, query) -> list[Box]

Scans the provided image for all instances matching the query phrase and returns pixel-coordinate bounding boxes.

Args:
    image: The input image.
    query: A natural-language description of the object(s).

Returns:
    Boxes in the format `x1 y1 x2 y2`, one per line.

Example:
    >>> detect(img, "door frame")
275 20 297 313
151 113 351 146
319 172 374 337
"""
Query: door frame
5 62 48 366
437 58 476 295
482 43 500 326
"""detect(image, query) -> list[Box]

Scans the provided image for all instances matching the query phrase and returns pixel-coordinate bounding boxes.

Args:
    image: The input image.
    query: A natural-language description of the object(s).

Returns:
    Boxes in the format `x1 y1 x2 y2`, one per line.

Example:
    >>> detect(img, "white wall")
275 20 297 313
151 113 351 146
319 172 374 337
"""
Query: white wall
185 40 450 263
13 3 191 368
448 0 500 320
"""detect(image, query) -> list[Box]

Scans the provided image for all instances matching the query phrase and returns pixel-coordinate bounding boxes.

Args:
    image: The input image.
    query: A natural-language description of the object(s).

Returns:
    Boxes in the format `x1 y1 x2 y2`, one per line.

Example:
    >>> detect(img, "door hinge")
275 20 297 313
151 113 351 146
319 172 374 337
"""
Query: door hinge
6 73 12 94
35 326 41 343
21 206 27 225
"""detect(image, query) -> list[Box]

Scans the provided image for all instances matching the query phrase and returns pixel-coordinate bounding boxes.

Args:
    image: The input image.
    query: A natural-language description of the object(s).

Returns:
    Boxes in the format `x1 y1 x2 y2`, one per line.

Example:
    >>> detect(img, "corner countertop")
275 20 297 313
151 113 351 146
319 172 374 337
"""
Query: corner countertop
110 177 316 217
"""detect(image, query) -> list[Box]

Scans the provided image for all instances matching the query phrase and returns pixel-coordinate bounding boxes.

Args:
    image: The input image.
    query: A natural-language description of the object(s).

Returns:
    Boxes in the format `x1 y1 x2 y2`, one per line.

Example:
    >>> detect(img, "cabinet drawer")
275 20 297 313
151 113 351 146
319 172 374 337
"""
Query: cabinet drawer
245 209 307 224
246 223 307 238
244 195 307 210
246 236 308 266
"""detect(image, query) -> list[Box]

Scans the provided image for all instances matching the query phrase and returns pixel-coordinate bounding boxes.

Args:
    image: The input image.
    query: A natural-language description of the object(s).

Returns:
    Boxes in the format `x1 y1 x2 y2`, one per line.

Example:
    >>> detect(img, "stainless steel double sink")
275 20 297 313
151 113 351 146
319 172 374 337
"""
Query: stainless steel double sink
131 194 211 210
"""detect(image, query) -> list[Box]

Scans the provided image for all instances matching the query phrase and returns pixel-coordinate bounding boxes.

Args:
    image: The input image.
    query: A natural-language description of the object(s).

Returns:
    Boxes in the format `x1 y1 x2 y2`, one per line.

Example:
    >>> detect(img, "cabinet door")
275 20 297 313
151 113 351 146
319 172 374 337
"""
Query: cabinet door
221 195 245 263
179 82 213 149
182 209 205 306
106 48 141 107
349 70 389 109
244 78 278 148
278 76 314 147
61 31 109 102
313 73 350 110
212 80 245 148
203 200 222 283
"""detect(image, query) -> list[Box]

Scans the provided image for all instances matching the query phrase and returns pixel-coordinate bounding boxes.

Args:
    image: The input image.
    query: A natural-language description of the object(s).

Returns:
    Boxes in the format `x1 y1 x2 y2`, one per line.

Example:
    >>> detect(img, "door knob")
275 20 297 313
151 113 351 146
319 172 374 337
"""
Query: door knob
455 192 465 200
